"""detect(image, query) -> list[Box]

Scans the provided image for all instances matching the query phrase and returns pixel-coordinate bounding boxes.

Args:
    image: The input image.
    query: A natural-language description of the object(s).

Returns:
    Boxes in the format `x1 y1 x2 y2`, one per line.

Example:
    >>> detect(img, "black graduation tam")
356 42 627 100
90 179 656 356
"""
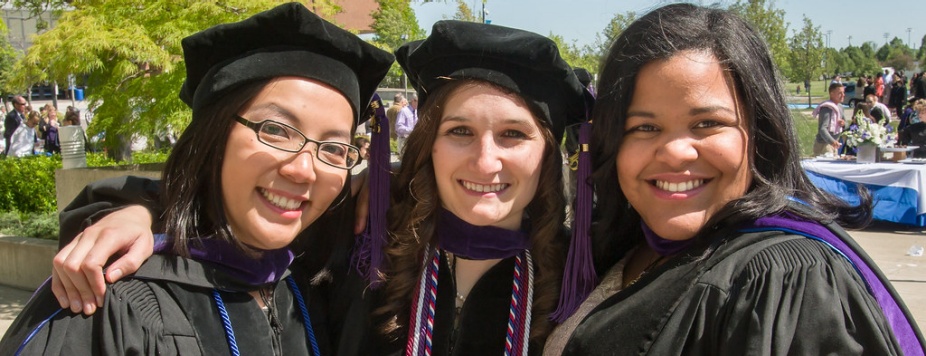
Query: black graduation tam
395 20 590 140
179 2 394 124
573 67 593 88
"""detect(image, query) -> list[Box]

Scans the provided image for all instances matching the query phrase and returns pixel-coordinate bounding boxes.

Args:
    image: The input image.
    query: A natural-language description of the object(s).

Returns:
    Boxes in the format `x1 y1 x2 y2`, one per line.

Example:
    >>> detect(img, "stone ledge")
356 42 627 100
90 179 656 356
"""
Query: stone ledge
55 163 164 213
0 235 57 292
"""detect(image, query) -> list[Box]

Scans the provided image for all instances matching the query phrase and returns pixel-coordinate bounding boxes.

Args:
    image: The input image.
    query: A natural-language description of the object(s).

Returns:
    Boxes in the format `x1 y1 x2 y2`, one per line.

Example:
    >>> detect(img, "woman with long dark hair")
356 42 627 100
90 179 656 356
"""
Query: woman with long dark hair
0 3 392 354
547 4 923 355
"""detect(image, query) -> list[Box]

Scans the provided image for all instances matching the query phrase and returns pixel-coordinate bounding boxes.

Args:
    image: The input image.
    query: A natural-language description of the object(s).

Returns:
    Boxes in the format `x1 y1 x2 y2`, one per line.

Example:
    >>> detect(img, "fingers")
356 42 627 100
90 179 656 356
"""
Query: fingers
104 231 153 284
354 177 370 234
50 204 157 316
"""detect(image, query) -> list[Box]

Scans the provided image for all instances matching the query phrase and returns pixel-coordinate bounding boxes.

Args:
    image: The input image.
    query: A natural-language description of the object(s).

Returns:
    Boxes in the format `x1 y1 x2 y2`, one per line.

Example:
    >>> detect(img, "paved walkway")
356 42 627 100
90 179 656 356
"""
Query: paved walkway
1 222 924 339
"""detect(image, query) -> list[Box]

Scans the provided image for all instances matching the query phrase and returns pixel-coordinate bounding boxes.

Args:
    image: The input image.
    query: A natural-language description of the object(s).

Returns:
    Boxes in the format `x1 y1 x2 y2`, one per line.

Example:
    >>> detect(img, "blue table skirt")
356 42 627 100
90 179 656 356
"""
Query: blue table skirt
806 171 926 226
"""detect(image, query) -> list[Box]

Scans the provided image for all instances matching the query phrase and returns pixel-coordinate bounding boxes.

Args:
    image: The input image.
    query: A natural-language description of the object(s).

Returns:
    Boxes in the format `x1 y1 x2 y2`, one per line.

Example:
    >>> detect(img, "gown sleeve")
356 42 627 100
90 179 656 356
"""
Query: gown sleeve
671 237 902 355
0 279 187 355
58 175 163 249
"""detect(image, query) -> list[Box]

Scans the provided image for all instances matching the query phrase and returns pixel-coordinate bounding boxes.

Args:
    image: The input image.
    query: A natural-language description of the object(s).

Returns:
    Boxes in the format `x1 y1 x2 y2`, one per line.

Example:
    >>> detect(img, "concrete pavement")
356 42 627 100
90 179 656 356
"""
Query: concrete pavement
1 222 924 339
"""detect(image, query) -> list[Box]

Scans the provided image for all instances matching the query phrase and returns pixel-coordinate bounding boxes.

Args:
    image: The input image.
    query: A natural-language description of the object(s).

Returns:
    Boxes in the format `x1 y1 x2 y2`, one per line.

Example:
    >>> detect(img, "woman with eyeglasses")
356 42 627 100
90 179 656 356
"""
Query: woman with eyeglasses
41 19 594 355
0 3 392 354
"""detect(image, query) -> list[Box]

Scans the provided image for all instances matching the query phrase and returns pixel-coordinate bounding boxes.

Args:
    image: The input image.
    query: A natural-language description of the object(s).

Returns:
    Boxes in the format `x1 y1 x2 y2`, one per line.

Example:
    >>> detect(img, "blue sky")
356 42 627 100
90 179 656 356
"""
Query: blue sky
411 0 926 51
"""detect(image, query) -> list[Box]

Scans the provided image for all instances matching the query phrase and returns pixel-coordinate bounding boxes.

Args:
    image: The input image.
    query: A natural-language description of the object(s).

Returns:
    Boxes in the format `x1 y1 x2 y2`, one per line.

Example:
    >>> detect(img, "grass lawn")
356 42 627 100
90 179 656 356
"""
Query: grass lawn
784 79 835 98
791 108 818 157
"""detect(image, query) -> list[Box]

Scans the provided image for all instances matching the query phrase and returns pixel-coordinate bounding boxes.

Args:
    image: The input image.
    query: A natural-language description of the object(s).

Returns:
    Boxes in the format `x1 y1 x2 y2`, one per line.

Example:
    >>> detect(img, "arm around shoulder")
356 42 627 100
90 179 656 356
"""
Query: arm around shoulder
59 175 163 248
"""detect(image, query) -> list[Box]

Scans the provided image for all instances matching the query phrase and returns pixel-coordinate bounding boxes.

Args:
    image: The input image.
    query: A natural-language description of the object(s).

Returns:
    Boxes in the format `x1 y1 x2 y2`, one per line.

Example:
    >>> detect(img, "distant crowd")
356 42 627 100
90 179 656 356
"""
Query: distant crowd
1 95 83 158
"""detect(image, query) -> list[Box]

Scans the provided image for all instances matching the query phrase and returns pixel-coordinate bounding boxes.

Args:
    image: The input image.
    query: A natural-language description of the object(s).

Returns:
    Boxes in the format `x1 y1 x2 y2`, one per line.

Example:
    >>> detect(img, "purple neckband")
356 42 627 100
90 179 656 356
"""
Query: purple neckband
641 222 696 256
437 208 530 260
746 214 924 355
155 234 293 286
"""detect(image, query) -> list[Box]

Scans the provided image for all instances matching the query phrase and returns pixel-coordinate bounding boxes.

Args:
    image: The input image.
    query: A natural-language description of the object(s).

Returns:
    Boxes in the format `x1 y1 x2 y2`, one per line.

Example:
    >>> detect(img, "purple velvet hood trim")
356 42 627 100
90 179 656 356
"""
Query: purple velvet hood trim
745 215 924 355
437 208 530 260
155 234 294 286
641 221 695 256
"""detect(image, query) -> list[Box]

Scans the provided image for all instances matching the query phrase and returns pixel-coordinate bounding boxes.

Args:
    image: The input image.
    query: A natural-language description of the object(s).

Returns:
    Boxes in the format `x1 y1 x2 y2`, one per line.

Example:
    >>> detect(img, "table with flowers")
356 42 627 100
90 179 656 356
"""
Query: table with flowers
802 159 926 226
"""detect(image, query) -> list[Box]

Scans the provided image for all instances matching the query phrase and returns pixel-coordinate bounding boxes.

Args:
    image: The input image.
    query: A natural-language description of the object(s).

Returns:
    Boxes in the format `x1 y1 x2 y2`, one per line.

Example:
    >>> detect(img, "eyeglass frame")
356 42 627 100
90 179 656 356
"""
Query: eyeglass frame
234 115 361 170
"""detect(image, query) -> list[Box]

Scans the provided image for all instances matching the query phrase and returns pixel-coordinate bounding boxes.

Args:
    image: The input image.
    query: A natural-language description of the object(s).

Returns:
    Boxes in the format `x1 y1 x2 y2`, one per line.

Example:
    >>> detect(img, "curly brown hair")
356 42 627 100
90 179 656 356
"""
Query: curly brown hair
378 79 568 348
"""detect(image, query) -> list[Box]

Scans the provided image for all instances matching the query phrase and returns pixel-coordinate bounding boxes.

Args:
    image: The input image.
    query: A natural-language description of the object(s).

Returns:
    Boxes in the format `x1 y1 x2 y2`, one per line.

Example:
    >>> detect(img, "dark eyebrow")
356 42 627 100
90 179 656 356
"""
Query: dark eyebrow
625 110 655 119
627 105 736 119
690 105 736 116
440 116 538 132
248 103 352 141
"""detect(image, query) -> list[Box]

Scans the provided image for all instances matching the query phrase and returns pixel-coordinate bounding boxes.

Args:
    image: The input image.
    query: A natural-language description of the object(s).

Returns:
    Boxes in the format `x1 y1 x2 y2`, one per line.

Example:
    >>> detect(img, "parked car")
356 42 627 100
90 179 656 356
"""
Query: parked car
842 82 864 107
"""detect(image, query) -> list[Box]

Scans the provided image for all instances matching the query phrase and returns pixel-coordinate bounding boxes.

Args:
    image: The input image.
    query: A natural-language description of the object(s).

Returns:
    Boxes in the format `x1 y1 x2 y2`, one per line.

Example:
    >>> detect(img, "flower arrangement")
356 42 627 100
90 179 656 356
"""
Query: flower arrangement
840 112 894 147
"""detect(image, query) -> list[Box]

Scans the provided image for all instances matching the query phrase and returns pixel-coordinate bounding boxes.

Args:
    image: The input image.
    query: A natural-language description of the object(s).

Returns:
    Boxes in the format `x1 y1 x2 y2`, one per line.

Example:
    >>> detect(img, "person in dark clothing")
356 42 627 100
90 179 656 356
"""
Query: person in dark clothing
890 78 908 115
0 3 392 355
42 20 594 356
3 95 27 156
547 4 924 355
369 21 591 355
43 110 61 154
913 71 926 100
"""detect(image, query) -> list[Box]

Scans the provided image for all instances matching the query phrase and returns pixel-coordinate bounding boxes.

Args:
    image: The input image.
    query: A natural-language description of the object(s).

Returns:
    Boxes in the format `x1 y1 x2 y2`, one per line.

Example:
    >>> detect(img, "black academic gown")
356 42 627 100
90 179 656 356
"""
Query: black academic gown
34 175 375 355
562 224 908 355
0 254 331 355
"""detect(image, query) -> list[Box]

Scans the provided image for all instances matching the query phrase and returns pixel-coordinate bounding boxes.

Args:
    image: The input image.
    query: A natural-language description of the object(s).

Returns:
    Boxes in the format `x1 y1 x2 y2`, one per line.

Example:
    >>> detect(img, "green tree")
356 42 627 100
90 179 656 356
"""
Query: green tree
919 34 926 64
8 0 337 161
729 0 790 77
0 17 20 101
548 34 598 77
451 0 476 22
371 0 425 88
822 47 846 77
884 51 914 72
860 41 877 59
842 45 880 77
594 11 636 58
787 16 824 84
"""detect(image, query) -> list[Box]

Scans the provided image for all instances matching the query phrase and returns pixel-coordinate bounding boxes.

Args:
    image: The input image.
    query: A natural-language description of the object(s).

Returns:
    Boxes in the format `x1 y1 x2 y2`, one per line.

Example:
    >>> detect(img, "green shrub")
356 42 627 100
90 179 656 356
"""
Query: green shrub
0 155 60 213
0 150 170 239
0 210 58 240
85 150 170 167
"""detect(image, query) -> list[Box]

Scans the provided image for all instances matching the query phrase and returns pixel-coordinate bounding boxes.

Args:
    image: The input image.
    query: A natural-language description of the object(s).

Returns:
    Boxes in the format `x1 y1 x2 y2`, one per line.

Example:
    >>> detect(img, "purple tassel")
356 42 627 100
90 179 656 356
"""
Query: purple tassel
551 122 597 323
351 94 390 287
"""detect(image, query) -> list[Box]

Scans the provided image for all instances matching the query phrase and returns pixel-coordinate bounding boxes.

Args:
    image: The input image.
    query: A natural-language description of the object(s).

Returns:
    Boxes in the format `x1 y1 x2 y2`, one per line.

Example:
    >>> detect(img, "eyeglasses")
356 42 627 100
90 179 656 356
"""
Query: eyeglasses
14 101 25 106
235 116 360 170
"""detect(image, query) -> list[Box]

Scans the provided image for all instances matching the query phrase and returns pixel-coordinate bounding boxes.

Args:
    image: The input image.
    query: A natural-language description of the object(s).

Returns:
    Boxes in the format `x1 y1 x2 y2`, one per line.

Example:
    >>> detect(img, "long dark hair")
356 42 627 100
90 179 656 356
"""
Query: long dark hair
160 79 272 256
378 79 568 346
590 3 872 273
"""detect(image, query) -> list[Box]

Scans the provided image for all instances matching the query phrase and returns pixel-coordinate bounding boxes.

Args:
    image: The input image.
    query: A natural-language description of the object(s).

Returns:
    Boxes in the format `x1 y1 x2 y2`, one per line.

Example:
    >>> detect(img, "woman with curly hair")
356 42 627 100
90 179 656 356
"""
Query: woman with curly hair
43 18 592 356
360 20 591 355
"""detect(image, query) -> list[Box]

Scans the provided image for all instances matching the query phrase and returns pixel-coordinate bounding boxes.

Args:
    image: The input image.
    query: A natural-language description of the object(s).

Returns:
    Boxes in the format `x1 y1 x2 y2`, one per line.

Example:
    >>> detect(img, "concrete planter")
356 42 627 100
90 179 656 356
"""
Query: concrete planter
0 235 57 291
55 163 164 212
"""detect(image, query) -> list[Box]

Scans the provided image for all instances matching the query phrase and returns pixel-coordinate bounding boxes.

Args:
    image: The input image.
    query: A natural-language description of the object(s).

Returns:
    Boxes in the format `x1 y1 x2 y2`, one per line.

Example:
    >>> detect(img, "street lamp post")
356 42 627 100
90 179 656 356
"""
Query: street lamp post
908 28 913 49
401 34 408 98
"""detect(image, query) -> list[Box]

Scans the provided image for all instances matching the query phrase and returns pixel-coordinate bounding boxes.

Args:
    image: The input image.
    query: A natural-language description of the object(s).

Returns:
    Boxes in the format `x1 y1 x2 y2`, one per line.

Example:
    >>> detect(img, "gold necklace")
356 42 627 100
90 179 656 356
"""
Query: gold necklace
626 253 667 288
